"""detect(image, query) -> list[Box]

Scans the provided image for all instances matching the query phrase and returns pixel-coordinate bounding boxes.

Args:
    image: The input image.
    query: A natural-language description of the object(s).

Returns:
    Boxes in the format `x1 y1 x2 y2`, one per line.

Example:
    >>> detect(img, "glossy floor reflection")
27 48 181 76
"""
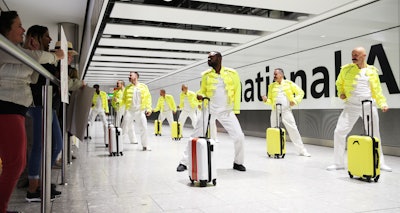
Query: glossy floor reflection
8 121 400 213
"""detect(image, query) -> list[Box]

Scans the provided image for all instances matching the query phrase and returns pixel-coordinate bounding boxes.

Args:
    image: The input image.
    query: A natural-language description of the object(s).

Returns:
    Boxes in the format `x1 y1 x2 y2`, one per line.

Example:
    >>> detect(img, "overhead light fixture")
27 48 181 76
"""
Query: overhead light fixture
163 0 172 2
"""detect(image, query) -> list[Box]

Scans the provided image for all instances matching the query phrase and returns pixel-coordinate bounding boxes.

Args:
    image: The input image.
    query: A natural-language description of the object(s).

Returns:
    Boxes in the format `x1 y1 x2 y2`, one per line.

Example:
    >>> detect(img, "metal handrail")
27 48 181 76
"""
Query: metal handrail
0 33 60 86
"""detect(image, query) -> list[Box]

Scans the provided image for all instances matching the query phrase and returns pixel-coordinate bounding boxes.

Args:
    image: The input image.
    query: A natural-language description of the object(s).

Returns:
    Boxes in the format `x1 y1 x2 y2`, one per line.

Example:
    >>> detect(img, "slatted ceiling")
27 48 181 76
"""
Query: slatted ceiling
98 38 233 52
87 67 173 73
95 48 206 59
192 0 355 15
111 3 297 32
92 56 195 65
89 62 184 69
81 0 356 87
103 24 260 44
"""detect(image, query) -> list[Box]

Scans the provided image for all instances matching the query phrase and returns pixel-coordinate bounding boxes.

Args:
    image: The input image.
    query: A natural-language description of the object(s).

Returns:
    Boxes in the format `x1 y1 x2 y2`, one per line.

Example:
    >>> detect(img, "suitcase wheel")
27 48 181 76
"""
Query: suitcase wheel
212 179 216 186
189 176 194 185
105 144 108 148
374 175 379 182
366 176 371 182
200 180 207 187
348 171 353 179
120 152 123 156
109 153 113 157
282 154 285 158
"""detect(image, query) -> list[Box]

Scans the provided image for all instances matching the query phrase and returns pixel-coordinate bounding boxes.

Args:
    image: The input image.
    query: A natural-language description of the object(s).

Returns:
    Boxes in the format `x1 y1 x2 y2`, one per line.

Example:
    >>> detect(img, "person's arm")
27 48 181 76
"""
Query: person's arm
291 81 304 106
336 67 346 99
144 85 152 116
233 71 241 114
370 68 389 111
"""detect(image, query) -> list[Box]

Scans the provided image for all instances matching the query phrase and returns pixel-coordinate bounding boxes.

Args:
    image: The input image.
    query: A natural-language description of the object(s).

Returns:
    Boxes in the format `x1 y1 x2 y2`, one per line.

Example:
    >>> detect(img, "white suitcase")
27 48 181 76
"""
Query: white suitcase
104 124 109 147
108 124 123 156
188 137 216 187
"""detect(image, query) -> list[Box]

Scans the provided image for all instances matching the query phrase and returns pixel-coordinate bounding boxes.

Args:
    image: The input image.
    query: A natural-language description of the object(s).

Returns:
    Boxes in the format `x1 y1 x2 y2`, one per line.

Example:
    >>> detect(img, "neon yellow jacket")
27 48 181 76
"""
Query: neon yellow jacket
111 88 124 111
122 83 152 112
92 91 109 113
179 90 199 109
198 66 241 114
154 94 177 113
336 63 387 108
264 80 304 110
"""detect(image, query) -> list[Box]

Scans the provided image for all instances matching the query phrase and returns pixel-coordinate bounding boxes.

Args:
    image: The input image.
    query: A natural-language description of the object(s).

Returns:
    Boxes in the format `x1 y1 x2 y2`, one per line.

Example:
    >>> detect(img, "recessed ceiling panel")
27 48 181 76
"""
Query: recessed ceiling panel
95 48 206 59
89 62 183 69
99 38 233 52
111 3 297 31
103 24 260 44
92 55 195 65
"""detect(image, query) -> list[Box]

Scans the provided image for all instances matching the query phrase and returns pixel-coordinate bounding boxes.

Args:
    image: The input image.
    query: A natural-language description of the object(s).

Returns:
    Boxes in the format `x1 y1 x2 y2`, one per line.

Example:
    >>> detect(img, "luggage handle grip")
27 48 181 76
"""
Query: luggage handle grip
361 100 373 137
275 103 283 128
202 97 211 138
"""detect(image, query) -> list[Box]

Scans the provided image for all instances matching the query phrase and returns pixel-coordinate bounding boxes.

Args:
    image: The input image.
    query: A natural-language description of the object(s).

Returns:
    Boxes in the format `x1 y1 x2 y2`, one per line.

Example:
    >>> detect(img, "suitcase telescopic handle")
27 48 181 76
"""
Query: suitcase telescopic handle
202 97 211 138
361 100 373 137
275 103 282 128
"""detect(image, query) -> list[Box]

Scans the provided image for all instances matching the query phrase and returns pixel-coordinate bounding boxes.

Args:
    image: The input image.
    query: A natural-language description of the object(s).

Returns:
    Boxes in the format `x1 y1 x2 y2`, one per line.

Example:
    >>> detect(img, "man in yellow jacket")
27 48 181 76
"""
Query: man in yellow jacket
88 84 109 127
121 72 152 151
112 80 137 143
177 51 246 172
178 84 198 128
262 68 311 157
153 89 177 130
327 46 391 172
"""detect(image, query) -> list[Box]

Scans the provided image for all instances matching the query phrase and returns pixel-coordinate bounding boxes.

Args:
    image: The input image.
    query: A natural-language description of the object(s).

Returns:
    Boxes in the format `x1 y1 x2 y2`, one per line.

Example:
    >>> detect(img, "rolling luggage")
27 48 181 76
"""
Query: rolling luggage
266 103 286 158
84 123 92 140
188 97 216 187
104 124 109 147
171 110 182 140
347 100 380 182
108 124 123 156
154 120 162 136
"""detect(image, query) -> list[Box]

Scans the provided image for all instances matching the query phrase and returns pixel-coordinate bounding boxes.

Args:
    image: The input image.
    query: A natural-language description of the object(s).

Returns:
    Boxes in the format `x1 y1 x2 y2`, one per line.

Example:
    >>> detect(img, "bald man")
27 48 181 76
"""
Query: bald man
327 47 391 172
178 84 198 129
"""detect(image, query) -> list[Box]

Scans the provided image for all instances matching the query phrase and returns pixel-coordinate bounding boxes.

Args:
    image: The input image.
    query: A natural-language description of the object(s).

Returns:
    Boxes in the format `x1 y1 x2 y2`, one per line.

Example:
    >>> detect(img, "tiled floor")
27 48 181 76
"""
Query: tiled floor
8 121 400 213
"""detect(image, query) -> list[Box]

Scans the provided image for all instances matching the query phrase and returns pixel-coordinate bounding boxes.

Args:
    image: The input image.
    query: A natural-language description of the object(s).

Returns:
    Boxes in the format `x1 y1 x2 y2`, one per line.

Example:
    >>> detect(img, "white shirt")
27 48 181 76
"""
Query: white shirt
210 76 232 114
183 96 193 112
275 84 290 110
349 68 372 104
163 98 171 112
95 95 102 111
130 86 141 111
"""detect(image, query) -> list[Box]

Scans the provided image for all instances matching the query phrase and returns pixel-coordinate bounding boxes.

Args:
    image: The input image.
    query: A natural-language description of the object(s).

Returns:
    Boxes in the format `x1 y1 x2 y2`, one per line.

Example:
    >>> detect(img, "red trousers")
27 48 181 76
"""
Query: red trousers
0 115 26 213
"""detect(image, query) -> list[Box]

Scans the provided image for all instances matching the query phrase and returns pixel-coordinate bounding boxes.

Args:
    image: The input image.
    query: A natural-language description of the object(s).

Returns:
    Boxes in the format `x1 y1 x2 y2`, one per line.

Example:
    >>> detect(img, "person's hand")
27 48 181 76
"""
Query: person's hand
146 111 152 116
54 49 65 60
290 101 296 106
340 94 346 99
261 95 268 102
197 95 203 100
27 37 40 50
382 106 389 112
80 80 86 89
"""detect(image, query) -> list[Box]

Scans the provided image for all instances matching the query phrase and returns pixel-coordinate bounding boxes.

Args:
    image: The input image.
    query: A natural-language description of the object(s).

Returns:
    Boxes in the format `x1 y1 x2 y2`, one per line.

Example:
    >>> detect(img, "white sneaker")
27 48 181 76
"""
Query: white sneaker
131 141 138 144
142 146 152 151
300 151 311 157
380 164 392 172
326 164 345 171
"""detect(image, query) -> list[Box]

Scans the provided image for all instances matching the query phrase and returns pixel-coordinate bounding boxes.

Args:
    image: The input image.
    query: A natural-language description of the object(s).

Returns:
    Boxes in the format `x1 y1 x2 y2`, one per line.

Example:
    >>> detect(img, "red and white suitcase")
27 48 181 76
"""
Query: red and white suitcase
188 137 216 187
187 97 216 187
108 124 123 156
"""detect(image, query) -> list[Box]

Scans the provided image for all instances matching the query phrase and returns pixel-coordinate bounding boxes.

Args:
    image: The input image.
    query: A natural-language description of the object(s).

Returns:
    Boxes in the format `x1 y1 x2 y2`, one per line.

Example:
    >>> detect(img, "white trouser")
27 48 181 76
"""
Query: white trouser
270 108 307 154
158 110 174 126
180 110 245 165
115 109 123 127
333 101 385 166
178 109 197 128
122 110 148 148
88 109 108 127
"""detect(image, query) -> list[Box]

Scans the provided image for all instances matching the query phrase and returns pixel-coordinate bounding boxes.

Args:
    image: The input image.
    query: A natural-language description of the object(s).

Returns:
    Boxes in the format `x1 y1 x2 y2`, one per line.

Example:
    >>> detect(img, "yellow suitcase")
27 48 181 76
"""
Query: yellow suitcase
171 121 182 140
266 103 286 158
154 120 162 136
347 100 380 182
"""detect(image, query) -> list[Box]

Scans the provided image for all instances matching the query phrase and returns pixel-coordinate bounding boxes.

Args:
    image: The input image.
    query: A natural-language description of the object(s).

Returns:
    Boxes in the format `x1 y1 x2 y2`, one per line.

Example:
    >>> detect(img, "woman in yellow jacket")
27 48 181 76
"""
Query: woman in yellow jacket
153 89 177 130
262 68 311 157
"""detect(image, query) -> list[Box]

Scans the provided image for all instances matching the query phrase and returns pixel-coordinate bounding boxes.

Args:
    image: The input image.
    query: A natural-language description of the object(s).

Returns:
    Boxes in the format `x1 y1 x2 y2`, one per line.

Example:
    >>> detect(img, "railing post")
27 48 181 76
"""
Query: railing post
61 102 68 185
41 82 52 213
